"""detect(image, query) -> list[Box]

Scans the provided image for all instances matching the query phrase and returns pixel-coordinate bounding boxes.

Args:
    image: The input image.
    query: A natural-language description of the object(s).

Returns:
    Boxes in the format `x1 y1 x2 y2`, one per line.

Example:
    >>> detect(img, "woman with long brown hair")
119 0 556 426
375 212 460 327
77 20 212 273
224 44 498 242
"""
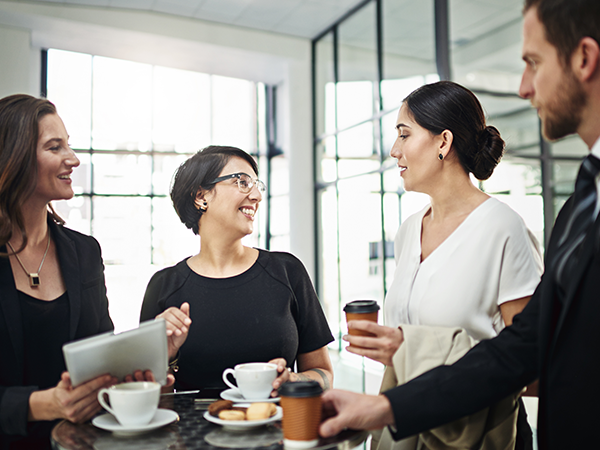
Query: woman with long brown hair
0 94 115 449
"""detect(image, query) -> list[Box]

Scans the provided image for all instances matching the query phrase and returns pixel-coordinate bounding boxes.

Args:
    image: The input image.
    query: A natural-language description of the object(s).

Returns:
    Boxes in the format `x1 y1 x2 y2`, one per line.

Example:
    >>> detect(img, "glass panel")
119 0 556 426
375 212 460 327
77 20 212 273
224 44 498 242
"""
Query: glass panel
46 49 92 149
337 173 384 323
269 196 290 236
550 135 588 158
337 122 375 159
337 158 380 179
92 197 151 265
319 186 341 342
151 197 198 266
315 32 335 138
383 192 400 291
71 152 91 195
211 75 256 151
486 104 541 158
152 153 190 196
52 195 91 236
483 159 544 247
91 56 153 151
152 66 211 153
268 157 289 196
450 0 523 94
92 153 152 195
382 0 436 110
338 2 378 129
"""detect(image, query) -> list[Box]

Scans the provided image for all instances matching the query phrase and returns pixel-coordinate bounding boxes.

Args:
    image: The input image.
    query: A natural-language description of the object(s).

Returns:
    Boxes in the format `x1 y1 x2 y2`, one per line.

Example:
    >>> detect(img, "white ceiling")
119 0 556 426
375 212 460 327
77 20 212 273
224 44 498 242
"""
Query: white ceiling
29 0 366 39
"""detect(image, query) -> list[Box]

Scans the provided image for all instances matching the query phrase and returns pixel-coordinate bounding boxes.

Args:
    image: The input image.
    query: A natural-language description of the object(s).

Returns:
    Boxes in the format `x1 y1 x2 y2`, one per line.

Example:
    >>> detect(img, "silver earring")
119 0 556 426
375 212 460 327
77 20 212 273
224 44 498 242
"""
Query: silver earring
438 153 444 161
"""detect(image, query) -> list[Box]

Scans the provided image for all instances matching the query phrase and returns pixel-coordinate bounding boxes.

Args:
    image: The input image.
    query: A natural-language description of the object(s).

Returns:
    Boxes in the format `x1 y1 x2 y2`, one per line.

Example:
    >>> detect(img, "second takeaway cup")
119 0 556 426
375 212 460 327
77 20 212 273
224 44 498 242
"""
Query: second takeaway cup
279 381 323 448
343 300 380 337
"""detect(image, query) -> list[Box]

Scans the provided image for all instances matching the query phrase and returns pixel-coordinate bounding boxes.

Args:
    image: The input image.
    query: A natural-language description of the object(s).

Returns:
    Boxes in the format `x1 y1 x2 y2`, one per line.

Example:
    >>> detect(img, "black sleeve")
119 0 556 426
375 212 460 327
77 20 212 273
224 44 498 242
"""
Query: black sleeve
140 272 166 322
383 272 542 440
286 255 335 354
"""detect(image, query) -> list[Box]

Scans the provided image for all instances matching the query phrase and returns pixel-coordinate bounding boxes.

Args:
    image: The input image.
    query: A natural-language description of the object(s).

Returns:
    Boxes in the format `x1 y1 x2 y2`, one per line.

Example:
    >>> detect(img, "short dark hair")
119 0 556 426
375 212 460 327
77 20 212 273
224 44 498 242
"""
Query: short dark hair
524 0 600 67
0 94 63 251
403 81 504 181
170 145 259 235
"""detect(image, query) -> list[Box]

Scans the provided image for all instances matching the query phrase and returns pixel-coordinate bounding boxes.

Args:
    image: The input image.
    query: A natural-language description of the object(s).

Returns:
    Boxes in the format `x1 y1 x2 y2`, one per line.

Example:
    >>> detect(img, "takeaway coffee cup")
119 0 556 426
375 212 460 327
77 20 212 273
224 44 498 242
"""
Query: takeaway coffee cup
222 362 278 399
97 381 160 426
279 381 323 448
343 300 380 337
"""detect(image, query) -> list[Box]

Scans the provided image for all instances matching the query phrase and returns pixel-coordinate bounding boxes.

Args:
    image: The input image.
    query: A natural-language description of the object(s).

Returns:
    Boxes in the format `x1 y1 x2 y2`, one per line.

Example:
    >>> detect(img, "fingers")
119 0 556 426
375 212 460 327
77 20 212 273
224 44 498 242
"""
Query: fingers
268 358 287 372
158 306 192 337
320 415 346 438
347 320 385 335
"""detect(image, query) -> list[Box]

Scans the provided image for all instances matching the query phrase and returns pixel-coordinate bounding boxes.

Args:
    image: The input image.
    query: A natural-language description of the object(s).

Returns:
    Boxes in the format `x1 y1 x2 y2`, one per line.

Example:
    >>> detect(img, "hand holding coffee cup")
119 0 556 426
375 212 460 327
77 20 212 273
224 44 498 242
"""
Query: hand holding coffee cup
97 381 160 426
222 362 278 400
344 300 380 339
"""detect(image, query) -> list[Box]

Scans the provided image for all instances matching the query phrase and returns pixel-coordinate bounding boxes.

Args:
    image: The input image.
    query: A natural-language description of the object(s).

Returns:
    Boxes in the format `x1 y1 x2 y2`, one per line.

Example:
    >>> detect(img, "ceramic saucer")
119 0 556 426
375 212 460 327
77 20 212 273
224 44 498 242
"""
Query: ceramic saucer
220 388 279 403
204 406 282 431
92 408 179 435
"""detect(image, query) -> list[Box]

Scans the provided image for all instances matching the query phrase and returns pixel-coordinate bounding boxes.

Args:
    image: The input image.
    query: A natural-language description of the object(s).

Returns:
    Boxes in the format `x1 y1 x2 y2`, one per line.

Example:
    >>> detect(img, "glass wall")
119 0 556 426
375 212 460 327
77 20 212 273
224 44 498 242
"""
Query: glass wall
312 0 584 394
46 49 288 332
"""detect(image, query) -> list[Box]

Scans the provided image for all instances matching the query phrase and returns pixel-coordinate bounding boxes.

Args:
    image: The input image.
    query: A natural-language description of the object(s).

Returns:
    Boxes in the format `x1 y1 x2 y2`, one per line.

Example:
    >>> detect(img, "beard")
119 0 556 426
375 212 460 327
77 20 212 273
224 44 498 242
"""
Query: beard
540 68 586 141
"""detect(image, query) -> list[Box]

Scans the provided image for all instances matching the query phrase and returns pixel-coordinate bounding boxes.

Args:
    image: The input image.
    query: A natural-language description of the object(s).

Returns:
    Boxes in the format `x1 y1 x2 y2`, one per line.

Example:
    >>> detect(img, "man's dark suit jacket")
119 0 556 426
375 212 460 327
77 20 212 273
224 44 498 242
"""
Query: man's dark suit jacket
383 192 599 449
0 218 113 443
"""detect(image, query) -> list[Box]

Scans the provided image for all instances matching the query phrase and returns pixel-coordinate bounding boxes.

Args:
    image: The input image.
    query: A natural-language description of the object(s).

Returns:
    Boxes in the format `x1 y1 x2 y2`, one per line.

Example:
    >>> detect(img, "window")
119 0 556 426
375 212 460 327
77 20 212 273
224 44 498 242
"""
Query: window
46 49 287 332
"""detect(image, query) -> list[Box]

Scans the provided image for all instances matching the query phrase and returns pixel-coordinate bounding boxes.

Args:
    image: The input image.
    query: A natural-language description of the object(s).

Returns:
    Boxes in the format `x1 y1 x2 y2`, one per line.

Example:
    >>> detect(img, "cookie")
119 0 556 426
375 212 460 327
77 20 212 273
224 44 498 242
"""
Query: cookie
219 410 246 421
246 402 277 421
208 400 234 417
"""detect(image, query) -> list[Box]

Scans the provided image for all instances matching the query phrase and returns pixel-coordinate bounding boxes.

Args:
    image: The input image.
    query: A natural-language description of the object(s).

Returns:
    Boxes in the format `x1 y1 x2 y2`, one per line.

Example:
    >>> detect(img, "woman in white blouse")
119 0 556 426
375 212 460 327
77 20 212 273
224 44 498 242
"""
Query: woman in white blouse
345 81 543 449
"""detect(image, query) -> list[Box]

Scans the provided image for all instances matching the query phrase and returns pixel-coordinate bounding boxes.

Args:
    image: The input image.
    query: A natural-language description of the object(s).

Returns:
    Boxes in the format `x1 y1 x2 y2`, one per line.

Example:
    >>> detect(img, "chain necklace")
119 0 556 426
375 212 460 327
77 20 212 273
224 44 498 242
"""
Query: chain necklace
7 234 51 288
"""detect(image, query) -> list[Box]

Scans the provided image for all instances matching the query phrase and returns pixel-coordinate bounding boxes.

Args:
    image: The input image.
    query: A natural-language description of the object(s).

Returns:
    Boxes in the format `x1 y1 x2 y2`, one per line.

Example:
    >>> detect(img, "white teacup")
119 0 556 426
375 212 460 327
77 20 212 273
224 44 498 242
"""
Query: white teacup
97 381 160 427
222 362 278 399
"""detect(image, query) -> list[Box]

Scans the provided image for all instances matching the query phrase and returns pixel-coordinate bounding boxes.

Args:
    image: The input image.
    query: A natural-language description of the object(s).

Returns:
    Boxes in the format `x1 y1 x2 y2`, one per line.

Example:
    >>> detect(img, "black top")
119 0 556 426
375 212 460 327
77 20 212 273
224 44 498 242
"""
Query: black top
19 291 70 390
0 218 113 444
141 249 334 391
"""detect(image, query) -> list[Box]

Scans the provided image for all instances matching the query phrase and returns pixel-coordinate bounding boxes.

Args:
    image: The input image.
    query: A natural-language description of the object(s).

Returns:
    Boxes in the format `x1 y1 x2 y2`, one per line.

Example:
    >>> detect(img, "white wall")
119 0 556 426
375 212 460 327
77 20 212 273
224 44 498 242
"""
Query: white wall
0 0 316 276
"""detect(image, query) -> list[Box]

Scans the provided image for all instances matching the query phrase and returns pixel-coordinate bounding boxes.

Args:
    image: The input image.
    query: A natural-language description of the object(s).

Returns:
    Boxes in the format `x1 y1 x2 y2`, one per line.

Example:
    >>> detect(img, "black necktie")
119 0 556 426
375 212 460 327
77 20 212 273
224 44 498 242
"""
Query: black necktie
554 154 600 295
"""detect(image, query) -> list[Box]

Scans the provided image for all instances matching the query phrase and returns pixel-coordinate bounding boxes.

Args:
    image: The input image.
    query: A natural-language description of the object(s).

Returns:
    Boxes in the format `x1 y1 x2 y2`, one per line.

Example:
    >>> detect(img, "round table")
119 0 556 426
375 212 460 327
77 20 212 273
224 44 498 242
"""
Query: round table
51 392 369 450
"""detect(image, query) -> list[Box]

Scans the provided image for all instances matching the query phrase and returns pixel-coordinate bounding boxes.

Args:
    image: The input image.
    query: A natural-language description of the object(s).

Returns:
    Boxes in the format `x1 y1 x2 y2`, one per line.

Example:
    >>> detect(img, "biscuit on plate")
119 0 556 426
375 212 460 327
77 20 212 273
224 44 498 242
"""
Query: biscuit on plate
246 402 277 421
208 400 234 417
219 410 246 421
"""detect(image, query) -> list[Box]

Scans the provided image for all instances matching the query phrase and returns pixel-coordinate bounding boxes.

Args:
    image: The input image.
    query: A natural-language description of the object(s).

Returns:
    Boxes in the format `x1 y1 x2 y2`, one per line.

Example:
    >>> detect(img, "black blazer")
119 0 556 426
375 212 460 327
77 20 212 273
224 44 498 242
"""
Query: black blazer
0 219 113 438
384 194 600 450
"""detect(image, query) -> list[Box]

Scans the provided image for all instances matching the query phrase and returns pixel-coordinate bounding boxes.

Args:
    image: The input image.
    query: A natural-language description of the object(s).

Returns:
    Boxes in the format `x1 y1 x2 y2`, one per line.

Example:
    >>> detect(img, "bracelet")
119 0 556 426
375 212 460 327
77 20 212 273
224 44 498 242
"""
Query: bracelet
169 352 180 373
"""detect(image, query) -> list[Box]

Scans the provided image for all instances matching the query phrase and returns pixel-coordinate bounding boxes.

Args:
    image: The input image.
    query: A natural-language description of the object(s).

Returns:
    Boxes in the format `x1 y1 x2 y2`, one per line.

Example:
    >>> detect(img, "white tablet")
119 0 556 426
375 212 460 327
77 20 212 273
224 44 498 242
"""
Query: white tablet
63 318 168 387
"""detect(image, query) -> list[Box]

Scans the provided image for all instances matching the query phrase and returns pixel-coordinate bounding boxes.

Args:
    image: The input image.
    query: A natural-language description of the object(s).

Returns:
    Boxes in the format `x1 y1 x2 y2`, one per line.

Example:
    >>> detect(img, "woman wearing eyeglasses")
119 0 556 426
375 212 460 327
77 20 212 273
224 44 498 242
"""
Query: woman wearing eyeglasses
140 145 334 395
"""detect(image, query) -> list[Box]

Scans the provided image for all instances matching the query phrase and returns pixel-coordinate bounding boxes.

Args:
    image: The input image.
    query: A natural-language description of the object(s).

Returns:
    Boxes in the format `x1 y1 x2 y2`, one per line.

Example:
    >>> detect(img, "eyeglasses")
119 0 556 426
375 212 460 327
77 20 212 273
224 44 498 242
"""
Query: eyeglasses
211 172 267 194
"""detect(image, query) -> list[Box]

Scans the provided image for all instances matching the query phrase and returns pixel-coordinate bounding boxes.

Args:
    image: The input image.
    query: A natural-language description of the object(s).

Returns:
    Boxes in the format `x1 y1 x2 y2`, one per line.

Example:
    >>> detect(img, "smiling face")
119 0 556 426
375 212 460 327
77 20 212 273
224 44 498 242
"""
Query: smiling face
389 104 442 193
199 156 262 238
33 113 80 205
519 7 586 140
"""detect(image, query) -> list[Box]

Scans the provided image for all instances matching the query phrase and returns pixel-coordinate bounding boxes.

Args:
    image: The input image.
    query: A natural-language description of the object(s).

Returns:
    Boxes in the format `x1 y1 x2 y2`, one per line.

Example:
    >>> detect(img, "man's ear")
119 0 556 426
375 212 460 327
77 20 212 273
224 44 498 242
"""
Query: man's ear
571 37 600 82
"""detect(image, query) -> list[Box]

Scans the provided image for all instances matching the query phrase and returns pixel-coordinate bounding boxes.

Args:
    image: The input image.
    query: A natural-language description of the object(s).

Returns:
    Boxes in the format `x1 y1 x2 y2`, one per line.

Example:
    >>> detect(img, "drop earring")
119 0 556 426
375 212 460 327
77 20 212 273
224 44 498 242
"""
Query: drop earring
438 153 444 161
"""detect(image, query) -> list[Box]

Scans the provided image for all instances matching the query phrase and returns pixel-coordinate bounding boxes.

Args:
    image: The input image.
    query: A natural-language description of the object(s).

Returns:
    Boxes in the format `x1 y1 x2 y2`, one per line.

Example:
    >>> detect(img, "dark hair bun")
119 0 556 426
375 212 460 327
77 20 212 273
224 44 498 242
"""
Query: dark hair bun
471 126 504 180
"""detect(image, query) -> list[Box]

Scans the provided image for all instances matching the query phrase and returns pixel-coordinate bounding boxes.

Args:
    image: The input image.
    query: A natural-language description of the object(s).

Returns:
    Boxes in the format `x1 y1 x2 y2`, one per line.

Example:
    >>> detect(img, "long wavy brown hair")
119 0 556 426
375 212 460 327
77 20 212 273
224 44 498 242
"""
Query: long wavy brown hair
0 94 64 254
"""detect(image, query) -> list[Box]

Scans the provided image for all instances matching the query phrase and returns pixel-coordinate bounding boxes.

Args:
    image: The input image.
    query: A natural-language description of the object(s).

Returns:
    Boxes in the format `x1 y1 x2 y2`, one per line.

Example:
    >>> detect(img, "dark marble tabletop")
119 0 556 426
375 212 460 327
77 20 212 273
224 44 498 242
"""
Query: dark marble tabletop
51 392 369 450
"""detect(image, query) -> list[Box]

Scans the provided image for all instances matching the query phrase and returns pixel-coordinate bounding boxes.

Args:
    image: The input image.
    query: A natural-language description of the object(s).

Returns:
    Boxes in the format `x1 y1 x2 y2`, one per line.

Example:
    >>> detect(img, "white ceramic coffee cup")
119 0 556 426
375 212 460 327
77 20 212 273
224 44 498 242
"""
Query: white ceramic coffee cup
97 381 160 427
222 362 278 399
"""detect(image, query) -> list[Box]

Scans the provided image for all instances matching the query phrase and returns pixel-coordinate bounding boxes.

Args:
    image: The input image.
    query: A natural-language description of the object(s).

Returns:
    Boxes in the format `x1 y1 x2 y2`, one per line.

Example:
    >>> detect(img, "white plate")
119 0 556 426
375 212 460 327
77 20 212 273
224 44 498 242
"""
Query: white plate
204 406 282 430
92 408 179 435
221 388 280 403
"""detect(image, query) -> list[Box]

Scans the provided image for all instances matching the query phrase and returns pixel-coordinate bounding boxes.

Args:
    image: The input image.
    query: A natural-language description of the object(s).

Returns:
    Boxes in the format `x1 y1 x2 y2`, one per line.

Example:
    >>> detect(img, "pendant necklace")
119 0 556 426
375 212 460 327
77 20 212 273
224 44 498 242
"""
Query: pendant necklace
7 234 51 288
